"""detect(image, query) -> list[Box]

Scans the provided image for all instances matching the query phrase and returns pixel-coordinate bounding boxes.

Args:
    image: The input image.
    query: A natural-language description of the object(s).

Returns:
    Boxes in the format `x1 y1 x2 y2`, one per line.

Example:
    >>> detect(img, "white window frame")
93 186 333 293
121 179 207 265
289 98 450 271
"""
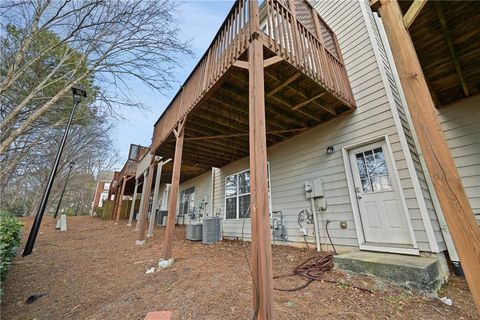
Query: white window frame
179 186 195 216
224 163 272 220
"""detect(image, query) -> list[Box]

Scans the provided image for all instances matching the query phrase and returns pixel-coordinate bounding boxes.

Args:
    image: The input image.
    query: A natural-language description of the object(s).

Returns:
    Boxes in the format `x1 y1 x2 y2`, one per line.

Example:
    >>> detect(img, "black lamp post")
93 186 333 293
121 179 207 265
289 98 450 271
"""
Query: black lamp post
53 161 76 219
23 86 87 256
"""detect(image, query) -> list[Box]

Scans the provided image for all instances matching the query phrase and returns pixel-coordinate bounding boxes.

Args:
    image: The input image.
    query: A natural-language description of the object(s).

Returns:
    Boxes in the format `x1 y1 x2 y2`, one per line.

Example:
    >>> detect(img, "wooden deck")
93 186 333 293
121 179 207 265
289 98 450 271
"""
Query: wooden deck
150 0 355 182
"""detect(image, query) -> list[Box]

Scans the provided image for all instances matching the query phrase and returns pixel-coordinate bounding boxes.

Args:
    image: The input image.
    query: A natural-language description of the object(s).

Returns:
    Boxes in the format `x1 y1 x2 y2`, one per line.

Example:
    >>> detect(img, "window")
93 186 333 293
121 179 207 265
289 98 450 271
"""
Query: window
225 165 271 219
179 187 195 216
103 182 110 190
355 147 393 193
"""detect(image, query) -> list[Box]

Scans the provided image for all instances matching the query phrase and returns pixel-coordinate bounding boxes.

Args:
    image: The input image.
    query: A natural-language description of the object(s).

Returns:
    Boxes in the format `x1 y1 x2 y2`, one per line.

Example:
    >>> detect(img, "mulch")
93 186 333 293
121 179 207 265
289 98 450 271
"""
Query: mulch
1 216 478 320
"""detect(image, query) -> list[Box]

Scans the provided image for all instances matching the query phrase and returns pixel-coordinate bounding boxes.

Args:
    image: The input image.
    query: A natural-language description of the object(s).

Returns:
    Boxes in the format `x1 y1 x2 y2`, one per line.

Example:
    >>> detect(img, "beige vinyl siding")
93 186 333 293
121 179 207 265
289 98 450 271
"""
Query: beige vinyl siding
363 3 445 251
175 171 212 223
316 0 431 251
438 96 480 224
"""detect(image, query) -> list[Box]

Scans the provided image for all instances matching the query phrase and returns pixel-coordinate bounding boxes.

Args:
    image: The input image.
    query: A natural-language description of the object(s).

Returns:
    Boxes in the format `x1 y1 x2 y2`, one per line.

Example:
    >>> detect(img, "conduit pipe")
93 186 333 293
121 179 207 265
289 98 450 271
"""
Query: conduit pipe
310 197 321 252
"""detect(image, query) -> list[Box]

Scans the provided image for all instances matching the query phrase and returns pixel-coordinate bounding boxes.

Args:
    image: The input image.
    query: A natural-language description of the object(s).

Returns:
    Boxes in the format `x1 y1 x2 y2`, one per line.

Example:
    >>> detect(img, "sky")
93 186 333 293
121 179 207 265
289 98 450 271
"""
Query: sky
111 1 234 169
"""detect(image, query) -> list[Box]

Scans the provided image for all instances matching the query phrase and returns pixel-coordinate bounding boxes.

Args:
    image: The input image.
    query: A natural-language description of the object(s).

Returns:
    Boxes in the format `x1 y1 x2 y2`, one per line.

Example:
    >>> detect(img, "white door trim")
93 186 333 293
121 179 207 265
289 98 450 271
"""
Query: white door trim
342 135 419 255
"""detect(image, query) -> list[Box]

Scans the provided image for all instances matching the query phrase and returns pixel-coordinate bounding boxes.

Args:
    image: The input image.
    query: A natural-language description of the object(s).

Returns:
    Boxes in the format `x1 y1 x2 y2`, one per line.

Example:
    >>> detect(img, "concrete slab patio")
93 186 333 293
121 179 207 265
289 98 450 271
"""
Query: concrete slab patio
334 251 444 293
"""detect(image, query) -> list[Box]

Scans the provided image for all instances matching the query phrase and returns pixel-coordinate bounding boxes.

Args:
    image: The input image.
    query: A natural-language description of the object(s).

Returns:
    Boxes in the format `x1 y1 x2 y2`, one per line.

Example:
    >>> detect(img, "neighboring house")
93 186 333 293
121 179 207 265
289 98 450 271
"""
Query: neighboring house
126 0 479 280
91 171 114 212
109 144 149 221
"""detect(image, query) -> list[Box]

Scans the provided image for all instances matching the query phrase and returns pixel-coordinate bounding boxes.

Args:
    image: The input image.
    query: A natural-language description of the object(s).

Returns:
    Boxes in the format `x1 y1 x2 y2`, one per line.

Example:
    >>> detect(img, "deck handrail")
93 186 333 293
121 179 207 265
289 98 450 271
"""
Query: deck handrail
152 0 249 150
151 0 354 151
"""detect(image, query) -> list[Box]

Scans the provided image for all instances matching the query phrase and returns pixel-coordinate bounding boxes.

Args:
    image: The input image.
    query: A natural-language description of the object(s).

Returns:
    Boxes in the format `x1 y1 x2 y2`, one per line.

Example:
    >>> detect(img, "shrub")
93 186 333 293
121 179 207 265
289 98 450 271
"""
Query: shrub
0 211 23 284
95 207 104 218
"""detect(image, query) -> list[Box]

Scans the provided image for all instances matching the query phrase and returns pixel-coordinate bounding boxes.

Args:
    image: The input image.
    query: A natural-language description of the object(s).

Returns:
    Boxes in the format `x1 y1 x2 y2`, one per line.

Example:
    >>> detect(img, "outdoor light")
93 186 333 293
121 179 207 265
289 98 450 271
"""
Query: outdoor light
326 146 335 154
72 86 87 103
23 86 87 256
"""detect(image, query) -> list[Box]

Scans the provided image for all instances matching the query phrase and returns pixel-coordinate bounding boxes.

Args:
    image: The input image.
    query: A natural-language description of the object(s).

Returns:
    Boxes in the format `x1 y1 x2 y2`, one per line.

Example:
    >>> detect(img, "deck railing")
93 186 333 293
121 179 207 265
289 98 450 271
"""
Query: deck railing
261 0 354 105
152 0 250 149
152 0 354 150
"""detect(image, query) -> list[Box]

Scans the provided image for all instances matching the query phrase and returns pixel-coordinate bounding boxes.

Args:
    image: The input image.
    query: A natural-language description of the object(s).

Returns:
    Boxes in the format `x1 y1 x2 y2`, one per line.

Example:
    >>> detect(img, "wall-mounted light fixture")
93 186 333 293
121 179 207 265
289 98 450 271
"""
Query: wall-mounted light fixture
326 146 335 154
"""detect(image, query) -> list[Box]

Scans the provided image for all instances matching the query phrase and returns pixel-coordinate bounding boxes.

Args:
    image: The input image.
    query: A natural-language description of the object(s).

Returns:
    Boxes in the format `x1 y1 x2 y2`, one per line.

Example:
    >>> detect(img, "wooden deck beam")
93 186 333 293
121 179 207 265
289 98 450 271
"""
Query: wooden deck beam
403 0 428 29
266 72 301 97
219 83 308 127
163 120 186 259
265 71 336 115
136 162 155 243
134 173 147 232
186 122 250 150
376 0 480 314
114 177 127 223
269 94 320 122
185 128 308 141
434 2 469 97
292 92 326 110
147 159 165 237
127 178 139 226
263 56 283 68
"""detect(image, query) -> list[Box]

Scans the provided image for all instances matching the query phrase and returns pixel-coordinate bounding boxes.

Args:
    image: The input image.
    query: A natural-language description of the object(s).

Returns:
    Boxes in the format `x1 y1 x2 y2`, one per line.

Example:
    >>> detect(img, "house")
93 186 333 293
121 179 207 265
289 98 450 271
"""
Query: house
91 171 115 213
118 0 480 315
102 144 149 221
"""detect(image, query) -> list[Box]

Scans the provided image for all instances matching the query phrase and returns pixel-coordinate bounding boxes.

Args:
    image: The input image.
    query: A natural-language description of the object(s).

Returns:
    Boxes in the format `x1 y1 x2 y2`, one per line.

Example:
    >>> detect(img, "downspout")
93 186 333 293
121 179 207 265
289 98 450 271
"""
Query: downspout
210 167 216 217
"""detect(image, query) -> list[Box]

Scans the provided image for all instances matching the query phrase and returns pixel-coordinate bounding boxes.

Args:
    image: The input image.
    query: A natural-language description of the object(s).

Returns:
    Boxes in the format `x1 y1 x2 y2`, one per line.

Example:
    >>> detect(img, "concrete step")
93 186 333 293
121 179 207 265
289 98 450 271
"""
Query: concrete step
333 251 444 293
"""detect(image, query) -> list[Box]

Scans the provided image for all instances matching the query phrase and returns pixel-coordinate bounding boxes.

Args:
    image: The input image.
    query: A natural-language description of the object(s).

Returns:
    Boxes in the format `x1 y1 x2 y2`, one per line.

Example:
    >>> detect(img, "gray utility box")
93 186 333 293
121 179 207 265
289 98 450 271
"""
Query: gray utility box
155 210 168 226
202 217 222 244
186 223 203 241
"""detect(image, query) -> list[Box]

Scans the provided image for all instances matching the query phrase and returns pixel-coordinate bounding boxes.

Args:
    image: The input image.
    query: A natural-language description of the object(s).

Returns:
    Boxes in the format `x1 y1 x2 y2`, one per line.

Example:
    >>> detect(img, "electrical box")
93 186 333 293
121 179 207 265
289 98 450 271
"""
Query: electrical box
304 177 324 198
315 197 327 211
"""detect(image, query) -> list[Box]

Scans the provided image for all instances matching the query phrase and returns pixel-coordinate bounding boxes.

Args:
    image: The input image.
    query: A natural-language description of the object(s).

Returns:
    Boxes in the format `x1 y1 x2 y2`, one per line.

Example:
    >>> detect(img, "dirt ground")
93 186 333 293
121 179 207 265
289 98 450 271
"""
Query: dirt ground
1 216 478 320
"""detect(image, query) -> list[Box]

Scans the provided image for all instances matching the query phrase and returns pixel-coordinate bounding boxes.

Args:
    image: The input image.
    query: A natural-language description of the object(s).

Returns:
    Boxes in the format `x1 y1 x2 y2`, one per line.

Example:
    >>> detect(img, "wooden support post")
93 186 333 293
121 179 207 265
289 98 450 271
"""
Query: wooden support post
248 1 274 318
147 160 163 237
112 184 120 220
127 178 139 226
135 173 147 232
136 162 155 244
115 177 127 223
376 0 480 314
163 121 185 259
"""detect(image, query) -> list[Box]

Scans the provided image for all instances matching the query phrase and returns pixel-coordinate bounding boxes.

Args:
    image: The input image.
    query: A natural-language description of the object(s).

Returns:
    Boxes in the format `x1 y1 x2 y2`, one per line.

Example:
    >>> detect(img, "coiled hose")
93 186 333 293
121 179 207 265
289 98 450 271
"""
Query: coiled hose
273 254 334 291
273 253 373 293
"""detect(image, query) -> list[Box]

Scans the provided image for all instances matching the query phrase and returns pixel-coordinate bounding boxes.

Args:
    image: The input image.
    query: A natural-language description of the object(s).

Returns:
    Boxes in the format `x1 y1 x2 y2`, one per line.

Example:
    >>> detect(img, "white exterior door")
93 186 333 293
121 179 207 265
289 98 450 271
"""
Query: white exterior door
349 141 412 245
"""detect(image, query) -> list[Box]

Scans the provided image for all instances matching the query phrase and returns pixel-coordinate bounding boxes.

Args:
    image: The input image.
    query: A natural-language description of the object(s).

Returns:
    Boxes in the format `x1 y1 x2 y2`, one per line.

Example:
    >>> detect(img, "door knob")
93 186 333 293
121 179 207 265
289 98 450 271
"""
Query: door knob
355 186 362 199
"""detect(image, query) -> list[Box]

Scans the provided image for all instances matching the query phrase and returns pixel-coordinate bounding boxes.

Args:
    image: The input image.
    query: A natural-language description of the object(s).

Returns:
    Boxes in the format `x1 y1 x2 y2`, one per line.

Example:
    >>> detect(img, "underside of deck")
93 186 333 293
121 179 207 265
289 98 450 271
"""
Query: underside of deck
400 1 480 106
154 46 353 183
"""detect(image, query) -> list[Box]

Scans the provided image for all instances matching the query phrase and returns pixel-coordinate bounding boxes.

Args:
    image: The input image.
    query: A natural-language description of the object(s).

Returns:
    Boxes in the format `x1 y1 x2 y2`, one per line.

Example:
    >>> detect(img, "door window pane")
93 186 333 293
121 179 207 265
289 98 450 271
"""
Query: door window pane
361 179 372 193
379 175 393 191
371 177 381 192
356 146 393 193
